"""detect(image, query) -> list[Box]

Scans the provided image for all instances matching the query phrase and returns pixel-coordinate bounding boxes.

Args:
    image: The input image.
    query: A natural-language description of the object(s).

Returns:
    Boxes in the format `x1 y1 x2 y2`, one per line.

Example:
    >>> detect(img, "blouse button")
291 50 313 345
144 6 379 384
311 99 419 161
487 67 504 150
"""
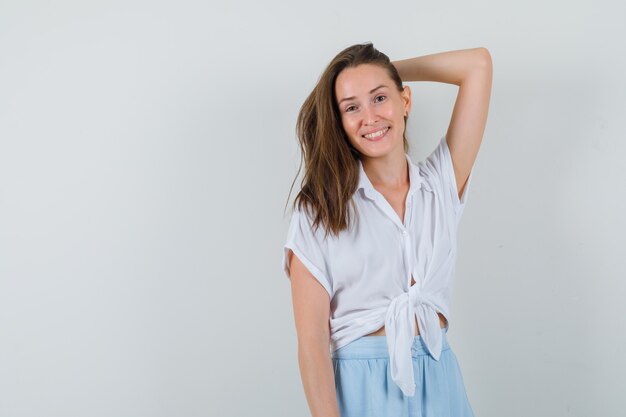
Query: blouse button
402 230 408 236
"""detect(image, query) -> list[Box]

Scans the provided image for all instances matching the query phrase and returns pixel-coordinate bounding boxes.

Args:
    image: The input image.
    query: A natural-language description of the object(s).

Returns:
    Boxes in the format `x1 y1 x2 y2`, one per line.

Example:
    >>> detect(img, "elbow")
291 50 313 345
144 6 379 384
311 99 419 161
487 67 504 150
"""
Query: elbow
297 332 331 354
297 341 332 366
474 47 492 71
297 330 331 360
457 48 492 86
461 48 492 84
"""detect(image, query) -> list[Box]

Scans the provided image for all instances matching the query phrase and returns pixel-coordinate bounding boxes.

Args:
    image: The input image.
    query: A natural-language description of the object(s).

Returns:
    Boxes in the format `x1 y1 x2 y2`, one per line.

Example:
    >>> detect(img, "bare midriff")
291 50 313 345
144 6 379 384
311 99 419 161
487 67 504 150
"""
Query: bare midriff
365 312 448 336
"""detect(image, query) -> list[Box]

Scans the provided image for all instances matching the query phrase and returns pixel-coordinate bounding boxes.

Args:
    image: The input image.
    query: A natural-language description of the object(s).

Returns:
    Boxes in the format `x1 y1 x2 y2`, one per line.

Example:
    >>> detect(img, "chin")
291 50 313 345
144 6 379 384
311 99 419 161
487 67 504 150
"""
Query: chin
355 138 401 158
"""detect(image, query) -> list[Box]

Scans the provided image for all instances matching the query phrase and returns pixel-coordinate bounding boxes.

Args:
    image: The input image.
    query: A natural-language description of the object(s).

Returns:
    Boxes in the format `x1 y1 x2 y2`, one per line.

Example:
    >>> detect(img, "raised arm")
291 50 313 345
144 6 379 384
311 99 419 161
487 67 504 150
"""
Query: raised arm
392 47 493 200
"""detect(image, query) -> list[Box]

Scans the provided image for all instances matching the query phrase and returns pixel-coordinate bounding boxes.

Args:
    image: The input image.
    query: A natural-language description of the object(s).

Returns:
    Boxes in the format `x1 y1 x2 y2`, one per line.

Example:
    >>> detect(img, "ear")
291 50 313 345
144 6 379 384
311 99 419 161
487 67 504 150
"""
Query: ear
401 85 412 116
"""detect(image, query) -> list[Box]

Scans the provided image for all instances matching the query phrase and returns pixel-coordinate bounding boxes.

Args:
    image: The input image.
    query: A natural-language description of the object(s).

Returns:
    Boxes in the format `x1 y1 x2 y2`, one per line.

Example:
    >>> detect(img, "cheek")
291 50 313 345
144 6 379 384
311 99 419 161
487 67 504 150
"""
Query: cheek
384 105 399 119
341 117 358 135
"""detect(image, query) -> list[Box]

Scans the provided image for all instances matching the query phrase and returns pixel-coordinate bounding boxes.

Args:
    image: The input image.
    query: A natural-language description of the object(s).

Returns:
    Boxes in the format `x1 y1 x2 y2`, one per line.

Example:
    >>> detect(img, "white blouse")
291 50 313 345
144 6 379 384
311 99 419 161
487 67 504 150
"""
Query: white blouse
281 135 474 397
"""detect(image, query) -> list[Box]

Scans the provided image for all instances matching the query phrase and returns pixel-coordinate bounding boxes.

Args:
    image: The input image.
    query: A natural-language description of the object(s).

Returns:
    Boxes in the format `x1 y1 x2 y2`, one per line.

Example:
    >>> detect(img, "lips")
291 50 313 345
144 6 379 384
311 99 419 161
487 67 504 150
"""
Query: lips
362 127 390 140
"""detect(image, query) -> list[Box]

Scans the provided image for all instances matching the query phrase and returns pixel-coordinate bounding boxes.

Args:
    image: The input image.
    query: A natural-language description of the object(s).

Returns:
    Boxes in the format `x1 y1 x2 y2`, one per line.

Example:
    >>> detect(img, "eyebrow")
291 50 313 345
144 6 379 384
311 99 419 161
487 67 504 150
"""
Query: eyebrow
338 84 388 106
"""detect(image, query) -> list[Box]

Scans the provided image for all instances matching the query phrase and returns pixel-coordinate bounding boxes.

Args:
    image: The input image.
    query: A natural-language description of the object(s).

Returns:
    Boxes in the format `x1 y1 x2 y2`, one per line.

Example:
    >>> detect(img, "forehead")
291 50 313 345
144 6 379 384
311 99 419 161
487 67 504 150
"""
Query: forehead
335 64 393 99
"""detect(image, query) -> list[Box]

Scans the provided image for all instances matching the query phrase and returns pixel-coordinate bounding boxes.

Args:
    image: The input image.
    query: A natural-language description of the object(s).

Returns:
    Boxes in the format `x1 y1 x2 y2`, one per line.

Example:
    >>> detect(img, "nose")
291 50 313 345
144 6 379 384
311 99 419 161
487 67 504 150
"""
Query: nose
362 104 378 126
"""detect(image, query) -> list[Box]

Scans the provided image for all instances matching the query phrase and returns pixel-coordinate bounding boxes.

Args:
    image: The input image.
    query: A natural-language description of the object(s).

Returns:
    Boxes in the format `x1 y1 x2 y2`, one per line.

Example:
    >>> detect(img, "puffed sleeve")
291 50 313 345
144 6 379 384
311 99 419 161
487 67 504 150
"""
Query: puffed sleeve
281 207 333 297
420 135 474 225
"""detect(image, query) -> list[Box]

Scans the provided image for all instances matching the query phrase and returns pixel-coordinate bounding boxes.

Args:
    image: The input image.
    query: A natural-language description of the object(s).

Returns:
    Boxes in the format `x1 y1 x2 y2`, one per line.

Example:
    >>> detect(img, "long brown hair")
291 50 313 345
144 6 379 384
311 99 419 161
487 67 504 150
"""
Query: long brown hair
285 42 409 239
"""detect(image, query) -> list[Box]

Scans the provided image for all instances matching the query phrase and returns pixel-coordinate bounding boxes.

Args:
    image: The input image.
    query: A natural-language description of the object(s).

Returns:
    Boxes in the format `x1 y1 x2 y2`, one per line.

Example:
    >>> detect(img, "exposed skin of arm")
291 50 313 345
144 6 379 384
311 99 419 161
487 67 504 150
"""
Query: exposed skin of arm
287 249 340 417
392 47 493 200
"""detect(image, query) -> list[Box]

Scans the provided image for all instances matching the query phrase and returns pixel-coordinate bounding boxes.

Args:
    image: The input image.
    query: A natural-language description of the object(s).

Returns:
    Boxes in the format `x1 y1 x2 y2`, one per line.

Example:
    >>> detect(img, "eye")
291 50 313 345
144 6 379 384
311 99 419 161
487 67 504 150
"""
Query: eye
374 95 387 103
345 105 357 113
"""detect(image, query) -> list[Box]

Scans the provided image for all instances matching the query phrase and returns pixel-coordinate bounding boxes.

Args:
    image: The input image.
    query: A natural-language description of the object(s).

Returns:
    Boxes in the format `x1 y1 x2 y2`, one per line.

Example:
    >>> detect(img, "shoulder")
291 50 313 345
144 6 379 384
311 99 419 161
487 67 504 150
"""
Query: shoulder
286 204 331 247
416 135 474 222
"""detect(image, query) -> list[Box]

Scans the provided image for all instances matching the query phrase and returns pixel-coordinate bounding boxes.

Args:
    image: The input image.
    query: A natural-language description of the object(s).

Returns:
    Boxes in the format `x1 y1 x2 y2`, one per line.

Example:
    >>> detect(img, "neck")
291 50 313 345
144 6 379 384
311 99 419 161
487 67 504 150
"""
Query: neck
361 152 409 190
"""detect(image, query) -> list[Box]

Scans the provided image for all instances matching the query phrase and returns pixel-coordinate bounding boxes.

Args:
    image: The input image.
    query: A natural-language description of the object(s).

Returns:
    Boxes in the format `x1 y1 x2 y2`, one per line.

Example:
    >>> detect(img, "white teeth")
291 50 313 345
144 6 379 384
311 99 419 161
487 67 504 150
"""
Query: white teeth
364 127 389 139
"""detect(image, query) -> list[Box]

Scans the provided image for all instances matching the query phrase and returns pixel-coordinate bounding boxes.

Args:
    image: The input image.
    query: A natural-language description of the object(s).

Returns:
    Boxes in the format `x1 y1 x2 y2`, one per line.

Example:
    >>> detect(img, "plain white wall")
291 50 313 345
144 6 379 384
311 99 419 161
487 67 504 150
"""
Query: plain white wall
1 1 625 416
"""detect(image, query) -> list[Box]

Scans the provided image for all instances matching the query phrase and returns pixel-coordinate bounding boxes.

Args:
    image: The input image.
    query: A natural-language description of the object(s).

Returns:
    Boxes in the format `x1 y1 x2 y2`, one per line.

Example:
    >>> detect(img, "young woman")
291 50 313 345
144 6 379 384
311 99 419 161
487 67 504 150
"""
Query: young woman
282 43 492 417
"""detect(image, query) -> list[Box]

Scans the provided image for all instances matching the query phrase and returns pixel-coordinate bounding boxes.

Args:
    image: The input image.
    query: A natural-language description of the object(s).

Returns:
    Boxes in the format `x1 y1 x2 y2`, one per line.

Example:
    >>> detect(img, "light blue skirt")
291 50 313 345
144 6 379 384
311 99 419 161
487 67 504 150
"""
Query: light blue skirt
331 327 475 417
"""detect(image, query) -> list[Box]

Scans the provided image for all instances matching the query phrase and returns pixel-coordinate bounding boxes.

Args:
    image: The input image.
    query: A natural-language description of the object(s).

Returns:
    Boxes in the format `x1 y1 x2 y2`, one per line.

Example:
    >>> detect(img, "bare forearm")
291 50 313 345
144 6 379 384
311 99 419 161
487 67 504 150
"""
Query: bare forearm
392 47 492 86
298 346 340 417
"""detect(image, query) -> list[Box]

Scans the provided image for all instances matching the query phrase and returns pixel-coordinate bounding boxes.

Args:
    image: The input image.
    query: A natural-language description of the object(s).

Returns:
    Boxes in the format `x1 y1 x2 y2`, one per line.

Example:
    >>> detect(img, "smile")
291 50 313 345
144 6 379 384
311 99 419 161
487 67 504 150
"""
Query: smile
363 127 390 140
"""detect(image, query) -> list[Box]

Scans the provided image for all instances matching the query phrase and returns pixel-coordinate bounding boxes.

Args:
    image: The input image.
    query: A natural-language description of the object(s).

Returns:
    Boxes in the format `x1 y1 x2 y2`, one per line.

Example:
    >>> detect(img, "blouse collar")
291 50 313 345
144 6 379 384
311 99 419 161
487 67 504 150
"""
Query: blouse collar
357 153 431 201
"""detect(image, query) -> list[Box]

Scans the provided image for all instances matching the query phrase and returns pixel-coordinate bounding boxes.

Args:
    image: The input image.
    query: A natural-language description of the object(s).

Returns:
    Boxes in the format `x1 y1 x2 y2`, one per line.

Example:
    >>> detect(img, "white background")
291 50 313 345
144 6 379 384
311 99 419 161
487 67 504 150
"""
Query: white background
1 1 625 416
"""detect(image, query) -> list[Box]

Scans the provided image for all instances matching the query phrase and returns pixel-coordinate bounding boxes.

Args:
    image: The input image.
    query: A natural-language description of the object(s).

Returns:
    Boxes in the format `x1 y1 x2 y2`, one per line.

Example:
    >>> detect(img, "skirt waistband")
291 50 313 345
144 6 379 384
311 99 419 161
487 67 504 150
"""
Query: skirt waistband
331 327 450 360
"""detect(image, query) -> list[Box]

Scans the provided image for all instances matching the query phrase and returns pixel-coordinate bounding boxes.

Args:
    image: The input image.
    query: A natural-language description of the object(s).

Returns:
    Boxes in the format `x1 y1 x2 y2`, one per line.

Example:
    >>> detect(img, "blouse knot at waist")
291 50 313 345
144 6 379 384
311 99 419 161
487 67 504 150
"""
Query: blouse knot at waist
384 286 445 397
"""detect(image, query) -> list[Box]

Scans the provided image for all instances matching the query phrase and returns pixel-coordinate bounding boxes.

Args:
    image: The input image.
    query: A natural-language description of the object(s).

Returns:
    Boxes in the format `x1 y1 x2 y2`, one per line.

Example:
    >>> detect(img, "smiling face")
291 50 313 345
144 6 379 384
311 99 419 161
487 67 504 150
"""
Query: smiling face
335 63 411 160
